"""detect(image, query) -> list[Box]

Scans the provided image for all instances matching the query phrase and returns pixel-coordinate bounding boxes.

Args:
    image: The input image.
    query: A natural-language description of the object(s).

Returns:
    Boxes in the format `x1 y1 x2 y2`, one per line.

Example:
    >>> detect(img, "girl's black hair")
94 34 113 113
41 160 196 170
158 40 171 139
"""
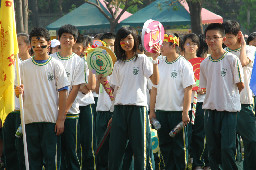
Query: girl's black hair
114 27 139 61
197 34 208 57
247 32 256 45
181 33 200 52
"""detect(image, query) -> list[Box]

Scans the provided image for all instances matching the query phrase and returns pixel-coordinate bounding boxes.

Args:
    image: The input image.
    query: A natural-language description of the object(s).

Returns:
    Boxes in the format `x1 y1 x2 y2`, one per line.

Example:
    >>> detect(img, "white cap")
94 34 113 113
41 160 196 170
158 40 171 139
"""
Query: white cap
51 39 60 47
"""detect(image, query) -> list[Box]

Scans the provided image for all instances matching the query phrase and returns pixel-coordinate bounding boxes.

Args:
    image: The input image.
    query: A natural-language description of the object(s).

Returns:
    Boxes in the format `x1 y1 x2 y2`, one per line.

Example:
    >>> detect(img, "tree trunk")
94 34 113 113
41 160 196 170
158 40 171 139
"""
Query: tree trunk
110 20 117 33
247 6 250 34
187 0 203 35
58 0 64 16
22 0 29 33
16 0 24 33
31 0 39 27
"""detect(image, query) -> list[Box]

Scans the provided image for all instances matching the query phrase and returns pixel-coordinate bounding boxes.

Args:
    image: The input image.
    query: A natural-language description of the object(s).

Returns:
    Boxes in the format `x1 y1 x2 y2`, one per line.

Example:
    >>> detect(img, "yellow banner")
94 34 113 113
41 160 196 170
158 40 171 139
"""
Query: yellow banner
0 0 19 124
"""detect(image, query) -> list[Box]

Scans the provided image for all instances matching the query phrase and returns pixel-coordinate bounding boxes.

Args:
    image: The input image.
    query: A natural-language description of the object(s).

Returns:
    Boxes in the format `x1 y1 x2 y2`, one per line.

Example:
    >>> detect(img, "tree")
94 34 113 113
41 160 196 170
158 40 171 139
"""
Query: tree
84 0 143 33
186 0 203 35
22 0 29 33
31 0 40 27
16 0 24 33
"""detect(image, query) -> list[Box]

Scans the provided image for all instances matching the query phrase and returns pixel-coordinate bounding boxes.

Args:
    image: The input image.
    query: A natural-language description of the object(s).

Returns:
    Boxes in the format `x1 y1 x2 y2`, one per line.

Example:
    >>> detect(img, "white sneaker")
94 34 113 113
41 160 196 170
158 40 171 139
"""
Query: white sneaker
194 166 204 170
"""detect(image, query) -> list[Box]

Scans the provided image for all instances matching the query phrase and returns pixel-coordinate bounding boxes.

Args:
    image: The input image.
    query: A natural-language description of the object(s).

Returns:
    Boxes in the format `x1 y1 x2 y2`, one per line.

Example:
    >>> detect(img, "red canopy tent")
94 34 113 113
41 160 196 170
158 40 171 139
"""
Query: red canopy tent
180 1 223 24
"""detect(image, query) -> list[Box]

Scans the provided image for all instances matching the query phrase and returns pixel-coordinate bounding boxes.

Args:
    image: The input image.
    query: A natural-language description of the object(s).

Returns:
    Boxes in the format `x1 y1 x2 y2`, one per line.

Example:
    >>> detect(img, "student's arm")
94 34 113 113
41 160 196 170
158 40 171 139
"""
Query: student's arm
95 79 100 94
183 85 192 126
80 70 96 94
239 32 250 66
55 89 67 135
236 82 244 93
149 45 160 85
15 84 24 98
149 87 157 120
65 85 80 113
97 74 114 101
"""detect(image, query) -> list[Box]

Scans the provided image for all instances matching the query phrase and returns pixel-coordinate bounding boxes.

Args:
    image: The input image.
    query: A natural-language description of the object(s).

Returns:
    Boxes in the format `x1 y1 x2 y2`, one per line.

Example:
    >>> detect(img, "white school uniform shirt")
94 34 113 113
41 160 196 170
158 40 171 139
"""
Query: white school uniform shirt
77 58 95 107
51 52 85 114
96 76 112 112
20 56 69 124
199 52 244 112
155 56 195 111
110 54 153 106
225 45 256 104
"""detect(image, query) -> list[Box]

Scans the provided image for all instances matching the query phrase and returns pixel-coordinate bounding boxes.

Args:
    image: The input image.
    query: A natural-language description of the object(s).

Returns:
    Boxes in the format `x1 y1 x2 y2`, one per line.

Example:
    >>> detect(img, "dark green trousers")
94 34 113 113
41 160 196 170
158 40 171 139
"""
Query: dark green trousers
108 105 150 170
188 102 205 168
204 110 237 170
26 122 58 170
3 111 25 170
79 105 96 170
60 116 81 170
96 111 112 170
156 111 188 170
237 104 256 170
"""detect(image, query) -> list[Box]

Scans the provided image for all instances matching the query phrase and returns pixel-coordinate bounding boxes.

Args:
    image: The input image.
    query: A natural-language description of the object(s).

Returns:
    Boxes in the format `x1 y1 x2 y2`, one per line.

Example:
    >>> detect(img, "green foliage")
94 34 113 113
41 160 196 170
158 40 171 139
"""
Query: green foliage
69 4 77 12
238 0 256 33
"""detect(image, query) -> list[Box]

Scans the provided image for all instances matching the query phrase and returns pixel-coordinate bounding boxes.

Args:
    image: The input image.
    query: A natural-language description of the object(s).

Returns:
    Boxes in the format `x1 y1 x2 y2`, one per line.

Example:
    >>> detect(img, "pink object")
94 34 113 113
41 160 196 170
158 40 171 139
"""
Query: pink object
179 1 223 24
142 20 164 53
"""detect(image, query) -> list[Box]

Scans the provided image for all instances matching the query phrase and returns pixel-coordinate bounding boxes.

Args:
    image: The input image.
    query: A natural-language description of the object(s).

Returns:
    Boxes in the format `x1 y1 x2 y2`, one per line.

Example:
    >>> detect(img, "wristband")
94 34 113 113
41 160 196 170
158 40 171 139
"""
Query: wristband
152 59 159 65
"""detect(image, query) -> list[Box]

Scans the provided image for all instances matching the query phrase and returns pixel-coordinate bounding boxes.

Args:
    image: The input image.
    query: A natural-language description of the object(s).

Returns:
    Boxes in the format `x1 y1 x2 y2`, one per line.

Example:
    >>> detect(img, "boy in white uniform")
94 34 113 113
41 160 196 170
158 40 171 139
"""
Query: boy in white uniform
150 34 194 169
199 23 244 170
223 20 256 170
72 34 97 170
15 27 69 169
51 24 85 170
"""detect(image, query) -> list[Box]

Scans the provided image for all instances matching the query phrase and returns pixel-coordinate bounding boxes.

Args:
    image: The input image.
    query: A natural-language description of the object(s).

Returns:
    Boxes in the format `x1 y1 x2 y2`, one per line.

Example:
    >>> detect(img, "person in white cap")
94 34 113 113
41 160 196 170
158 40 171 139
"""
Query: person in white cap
50 39 60 54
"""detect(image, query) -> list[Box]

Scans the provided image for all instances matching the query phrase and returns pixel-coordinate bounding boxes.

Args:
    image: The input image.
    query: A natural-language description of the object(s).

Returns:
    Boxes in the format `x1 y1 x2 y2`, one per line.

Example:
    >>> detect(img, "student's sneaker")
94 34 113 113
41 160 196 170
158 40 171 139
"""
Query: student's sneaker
15 125 23 138
203 166 211 170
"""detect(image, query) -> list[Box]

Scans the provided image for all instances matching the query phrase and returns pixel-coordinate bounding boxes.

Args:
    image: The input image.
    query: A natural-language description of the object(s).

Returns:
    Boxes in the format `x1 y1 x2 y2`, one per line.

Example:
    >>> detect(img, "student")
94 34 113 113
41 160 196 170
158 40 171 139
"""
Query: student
247 32 256 47
51 24 85 170
3 33 31 170
98 27 159 170
73 33 97 170
182 33 208 170
95 32 115 170
200 23 244 170
100 32 115 52
50 39 60 54
15 27 69 169
150 33 194 170
223 20 256 170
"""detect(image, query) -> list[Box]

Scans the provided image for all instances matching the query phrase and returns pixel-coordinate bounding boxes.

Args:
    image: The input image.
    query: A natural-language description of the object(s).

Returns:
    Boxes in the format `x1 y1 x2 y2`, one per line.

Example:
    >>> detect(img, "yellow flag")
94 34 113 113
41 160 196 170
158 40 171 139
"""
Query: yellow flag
0 0 19 124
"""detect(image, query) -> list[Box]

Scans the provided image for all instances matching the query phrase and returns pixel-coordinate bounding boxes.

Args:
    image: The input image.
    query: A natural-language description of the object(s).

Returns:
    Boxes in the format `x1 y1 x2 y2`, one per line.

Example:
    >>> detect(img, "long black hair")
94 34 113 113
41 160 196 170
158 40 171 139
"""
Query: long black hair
114 27 139 61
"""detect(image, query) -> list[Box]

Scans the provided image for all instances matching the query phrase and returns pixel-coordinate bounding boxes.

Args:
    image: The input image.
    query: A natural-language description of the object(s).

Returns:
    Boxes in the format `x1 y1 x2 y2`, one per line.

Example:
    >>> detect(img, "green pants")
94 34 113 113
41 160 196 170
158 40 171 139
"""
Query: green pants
96 111 112 170
60 116 81 170
237 104 256 170
188 102 206 168
108 105 150 170
204 110 237 170
156 111 188 170
3 111 25 170
79 105 96 170
26 122 58 170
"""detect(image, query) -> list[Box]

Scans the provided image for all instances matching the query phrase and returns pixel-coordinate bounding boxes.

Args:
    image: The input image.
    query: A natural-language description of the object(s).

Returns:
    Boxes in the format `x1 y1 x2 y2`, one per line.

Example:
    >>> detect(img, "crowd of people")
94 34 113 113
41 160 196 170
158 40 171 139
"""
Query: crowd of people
1 20 256 170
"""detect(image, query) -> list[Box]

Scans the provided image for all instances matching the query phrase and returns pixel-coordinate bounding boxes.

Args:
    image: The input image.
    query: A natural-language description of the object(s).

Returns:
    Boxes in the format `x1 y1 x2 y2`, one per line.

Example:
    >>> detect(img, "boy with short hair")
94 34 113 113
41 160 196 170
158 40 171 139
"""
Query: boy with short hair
73 33 97 170
223 20 256 170
51 24 85 169
15 27 69 169
100 33 115 52
199 23 244 170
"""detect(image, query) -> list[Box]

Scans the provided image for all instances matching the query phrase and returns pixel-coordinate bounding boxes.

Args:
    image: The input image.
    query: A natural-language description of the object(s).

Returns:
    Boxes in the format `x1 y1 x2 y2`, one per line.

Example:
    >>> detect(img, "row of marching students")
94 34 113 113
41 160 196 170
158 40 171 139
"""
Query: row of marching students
94 20 256 170
3 20 256 170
